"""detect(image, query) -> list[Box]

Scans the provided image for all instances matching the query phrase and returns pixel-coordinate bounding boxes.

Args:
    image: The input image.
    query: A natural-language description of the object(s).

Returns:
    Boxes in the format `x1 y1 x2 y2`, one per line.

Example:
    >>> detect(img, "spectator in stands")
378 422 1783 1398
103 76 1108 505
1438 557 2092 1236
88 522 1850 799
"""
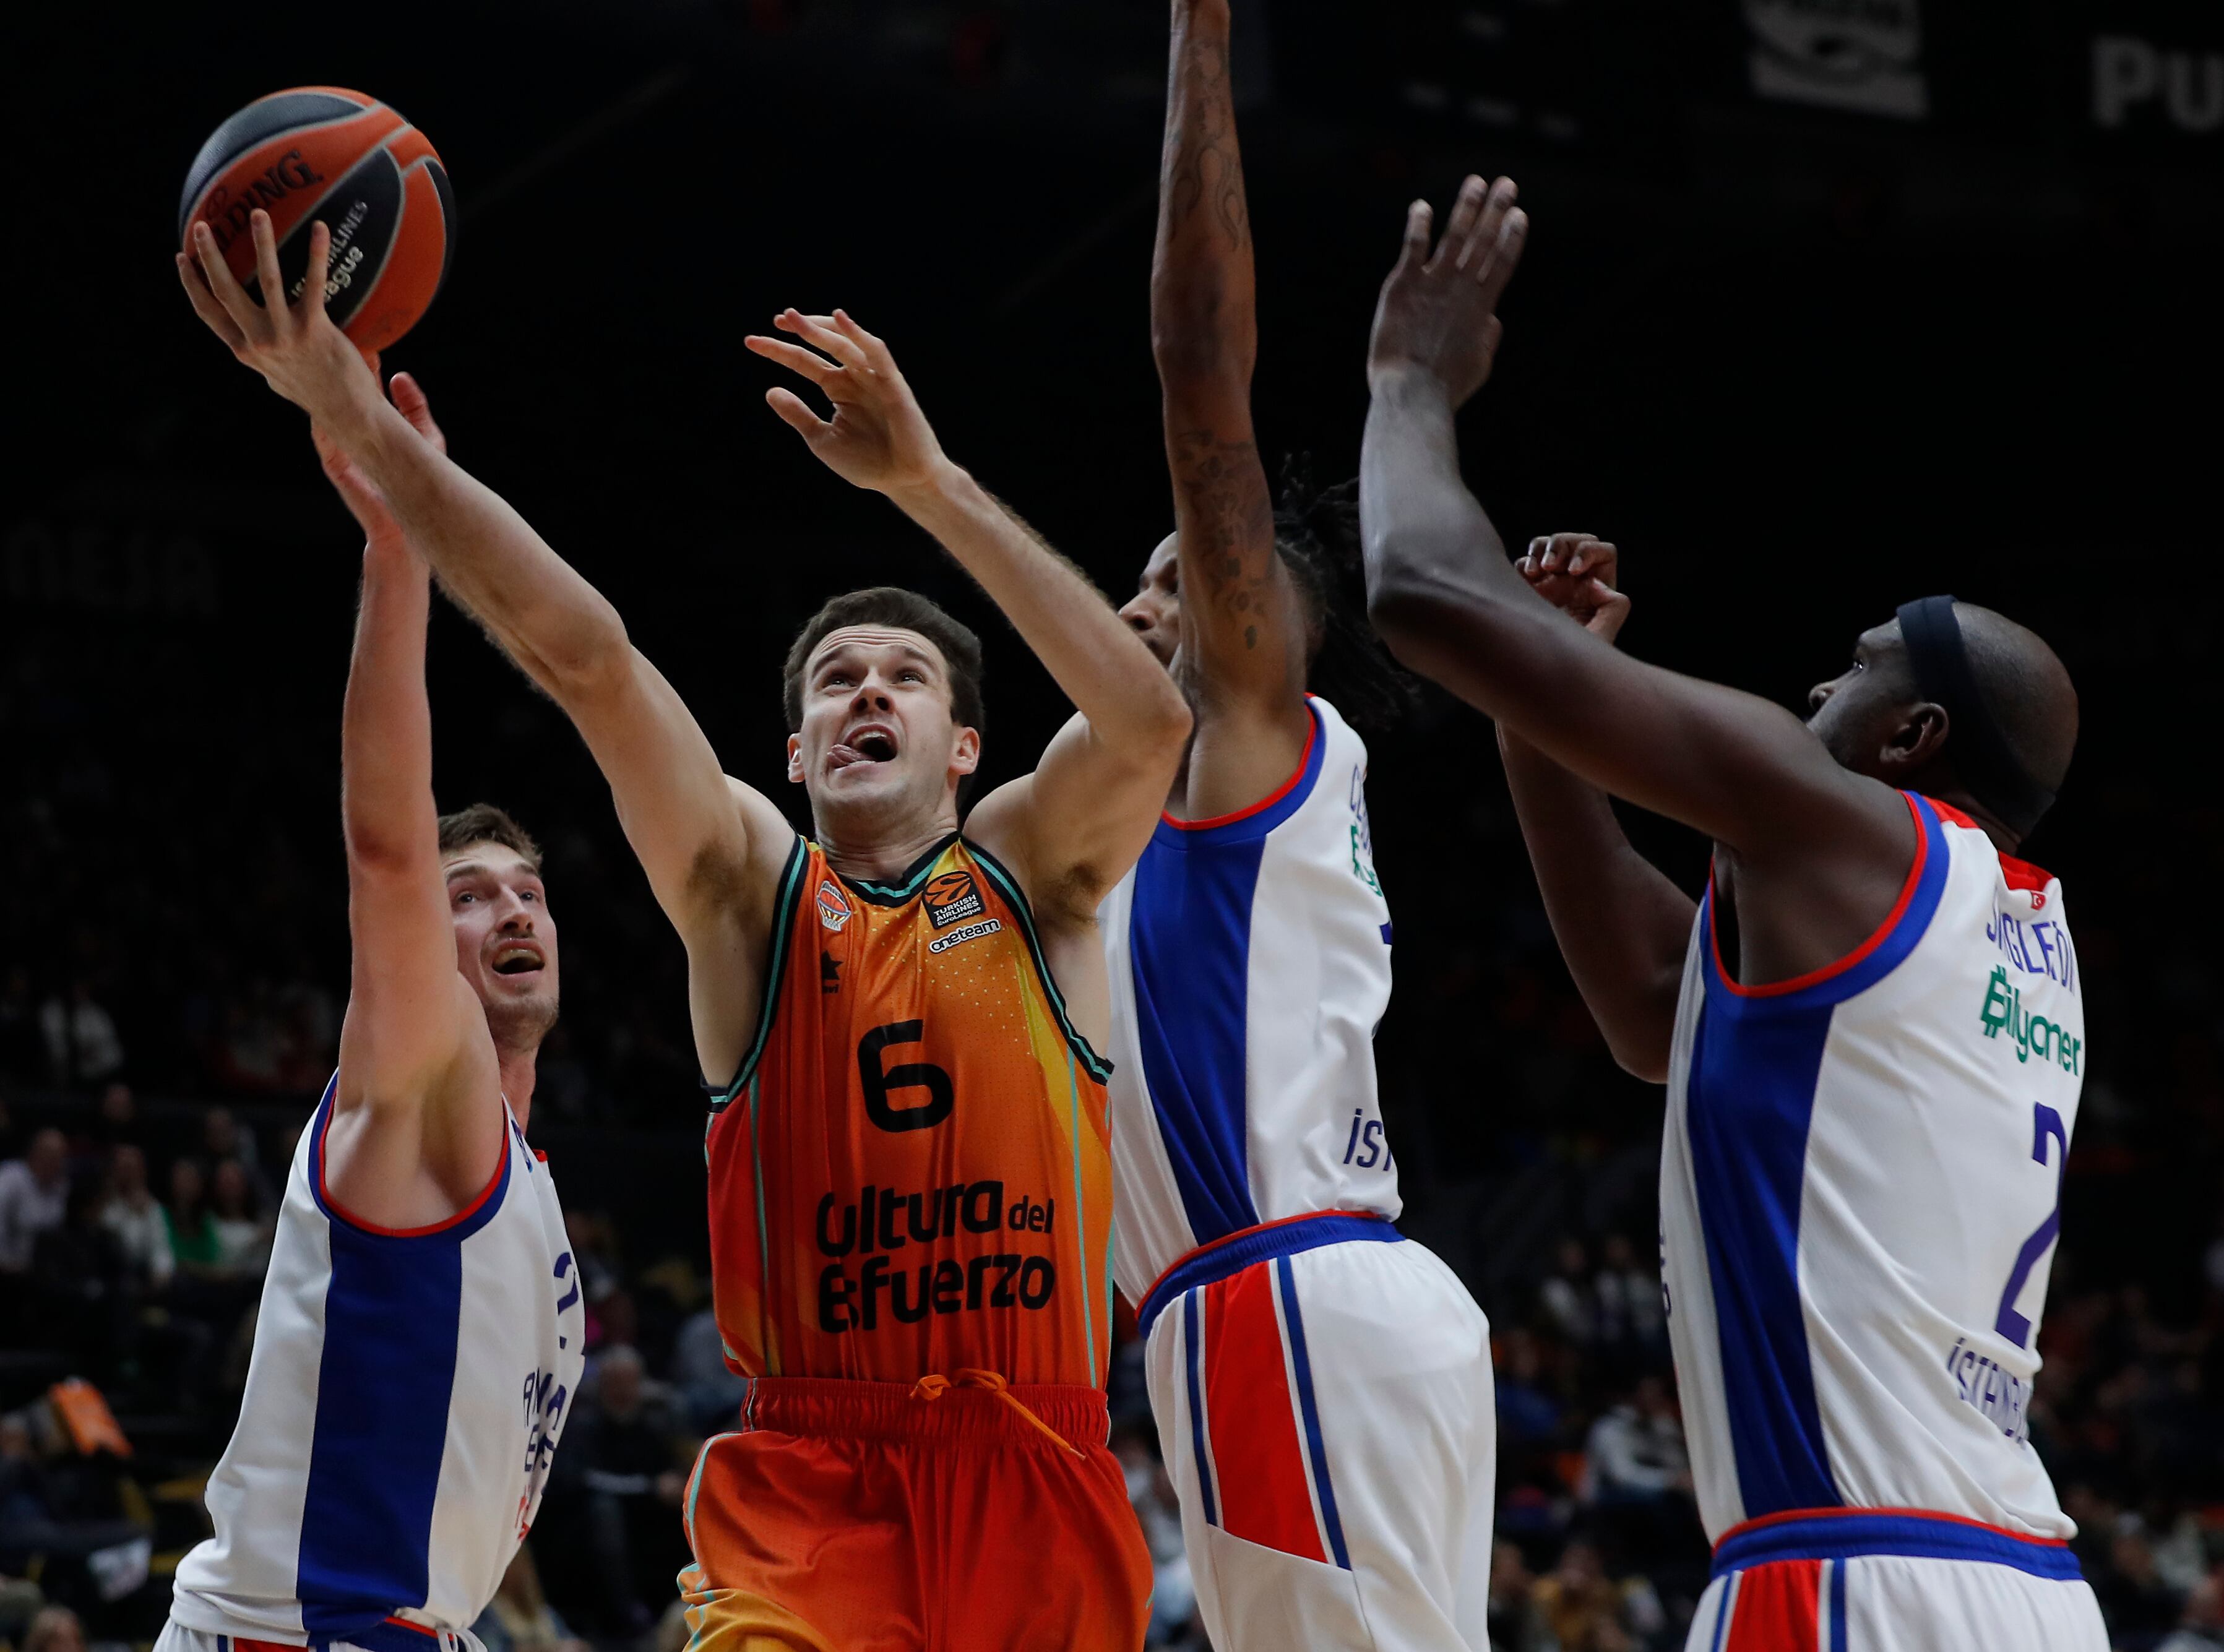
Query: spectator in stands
32 1182 134 1379
550 1346 693 1633
207 1159 272 1278
1530 1536 1666 1651
1496 1327 1563 1447
0 970 46 1086
1539 1237 1598 1345
2096 1520 2188 1645
1592 1233 1666 1371
95 1146 171 1291
2162 1569 2224 1652
20 1603 87 1652
38 981 124 1088
1582 1375 1691 1506
92 1085 138 1153
163 1159 220 1276
1486 1539 1555 1652
0 1129 69 1275
471 1545 589 1652
666 1307 746 1434
200 1108 275 1212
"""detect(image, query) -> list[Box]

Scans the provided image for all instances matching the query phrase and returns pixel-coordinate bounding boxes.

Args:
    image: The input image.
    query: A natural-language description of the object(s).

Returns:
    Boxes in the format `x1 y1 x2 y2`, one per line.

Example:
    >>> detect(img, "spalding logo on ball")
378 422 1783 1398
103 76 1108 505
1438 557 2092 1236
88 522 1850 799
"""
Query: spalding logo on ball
179 87 454 353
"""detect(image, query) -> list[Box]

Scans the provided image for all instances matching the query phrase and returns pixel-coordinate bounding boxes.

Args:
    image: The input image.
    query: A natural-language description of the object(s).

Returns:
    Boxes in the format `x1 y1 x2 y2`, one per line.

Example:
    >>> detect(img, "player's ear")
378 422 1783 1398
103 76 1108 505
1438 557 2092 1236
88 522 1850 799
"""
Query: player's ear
950 726 981 777
1883 701 1949 775
785 732 806 786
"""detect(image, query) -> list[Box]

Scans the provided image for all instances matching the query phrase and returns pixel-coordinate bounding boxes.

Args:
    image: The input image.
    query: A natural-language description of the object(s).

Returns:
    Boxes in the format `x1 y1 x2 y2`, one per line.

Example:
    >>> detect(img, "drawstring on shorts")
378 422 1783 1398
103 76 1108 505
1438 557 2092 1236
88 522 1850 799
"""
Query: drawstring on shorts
910 1368 1085 1458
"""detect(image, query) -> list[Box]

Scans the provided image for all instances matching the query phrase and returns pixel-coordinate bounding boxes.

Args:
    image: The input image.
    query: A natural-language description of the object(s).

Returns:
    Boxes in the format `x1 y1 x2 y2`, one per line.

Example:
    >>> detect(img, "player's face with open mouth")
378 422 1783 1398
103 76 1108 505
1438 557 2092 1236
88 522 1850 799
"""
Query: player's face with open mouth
444 844 559 1035
791 627 978 822
1119 535 1184 674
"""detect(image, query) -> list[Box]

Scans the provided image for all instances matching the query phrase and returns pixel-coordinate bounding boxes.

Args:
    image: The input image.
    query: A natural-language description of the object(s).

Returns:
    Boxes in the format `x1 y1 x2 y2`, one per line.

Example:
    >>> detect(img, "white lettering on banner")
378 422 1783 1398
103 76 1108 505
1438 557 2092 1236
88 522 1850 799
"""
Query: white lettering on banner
2095 36 2224 133
1744 0 1929 120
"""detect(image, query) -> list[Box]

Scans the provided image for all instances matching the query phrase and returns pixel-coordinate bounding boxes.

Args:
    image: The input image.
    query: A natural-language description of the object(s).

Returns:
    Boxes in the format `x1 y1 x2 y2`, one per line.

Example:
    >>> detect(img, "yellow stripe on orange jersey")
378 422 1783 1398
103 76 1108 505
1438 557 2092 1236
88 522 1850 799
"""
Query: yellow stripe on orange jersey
704 834 1115 1388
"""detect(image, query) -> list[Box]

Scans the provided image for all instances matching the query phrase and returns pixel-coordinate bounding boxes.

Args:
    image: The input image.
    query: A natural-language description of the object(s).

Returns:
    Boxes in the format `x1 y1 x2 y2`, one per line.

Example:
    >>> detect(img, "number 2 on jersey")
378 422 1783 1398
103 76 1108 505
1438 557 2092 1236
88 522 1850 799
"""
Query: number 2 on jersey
1994 1103 2067 1350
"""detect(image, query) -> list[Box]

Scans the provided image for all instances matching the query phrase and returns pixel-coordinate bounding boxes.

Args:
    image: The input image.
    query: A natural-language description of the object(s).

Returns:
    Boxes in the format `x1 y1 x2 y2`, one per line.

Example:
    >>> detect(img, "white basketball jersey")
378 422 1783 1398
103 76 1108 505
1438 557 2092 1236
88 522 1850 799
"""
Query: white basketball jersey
1103 697 1400 1302
1662 793 2083 1544
171 1075 585 1650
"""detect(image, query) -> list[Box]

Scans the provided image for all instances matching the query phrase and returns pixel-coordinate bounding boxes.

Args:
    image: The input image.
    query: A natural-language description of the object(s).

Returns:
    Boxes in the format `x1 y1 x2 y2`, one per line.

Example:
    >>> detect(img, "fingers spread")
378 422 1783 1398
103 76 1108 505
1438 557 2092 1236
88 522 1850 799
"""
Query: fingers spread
775 309 866 369
746 333 840 385
831 309 894 373
191 222 262 334
176 254 247 351
1434 176 1488 271
1476 207 1528 306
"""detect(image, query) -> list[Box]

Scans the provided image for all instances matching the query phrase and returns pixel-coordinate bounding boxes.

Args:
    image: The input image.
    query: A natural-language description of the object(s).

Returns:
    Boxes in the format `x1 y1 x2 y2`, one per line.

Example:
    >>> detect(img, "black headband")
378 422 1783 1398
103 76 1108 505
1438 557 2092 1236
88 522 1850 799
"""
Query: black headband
1895 595 2054 838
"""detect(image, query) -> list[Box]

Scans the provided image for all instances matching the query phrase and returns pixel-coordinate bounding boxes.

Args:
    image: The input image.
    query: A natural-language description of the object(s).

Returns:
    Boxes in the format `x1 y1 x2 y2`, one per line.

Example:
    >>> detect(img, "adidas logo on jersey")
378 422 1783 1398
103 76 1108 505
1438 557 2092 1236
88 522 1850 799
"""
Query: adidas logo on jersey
922 870 985 929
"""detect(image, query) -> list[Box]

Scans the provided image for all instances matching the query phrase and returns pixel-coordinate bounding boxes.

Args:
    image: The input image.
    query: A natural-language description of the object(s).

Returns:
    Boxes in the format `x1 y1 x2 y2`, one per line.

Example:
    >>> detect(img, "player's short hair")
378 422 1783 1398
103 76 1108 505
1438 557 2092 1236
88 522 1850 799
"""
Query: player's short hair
436 803 543 871
1274 460 1416 740
782 587 987 739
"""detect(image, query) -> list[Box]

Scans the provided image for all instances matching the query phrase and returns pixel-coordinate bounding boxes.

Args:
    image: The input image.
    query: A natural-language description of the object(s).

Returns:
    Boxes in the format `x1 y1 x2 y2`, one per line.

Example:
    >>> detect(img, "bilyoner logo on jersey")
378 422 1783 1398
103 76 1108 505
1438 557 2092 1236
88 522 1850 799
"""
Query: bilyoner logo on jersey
921 870 985 929
817 879 853 933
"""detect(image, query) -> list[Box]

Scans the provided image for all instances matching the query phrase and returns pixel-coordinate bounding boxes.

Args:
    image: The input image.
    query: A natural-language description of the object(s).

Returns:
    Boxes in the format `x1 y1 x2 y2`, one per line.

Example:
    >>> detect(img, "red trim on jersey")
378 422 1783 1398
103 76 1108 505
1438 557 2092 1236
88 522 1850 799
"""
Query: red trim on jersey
317 1102 510 1237
1139 1209 1387 1315
1921 794 2055 892
1924 796 1981 830
382 1621 440 1639
1161 703 1319 831
1714 1504 2072 1551
1202 1265 1327 1562
1709 791 1929 999
1723 1559 1821 1651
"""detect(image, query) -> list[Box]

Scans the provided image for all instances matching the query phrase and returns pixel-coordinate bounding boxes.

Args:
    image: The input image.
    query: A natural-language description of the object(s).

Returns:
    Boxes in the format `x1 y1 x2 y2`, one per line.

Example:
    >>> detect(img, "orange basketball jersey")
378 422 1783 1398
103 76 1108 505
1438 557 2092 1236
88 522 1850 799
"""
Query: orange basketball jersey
704 835 1116 1388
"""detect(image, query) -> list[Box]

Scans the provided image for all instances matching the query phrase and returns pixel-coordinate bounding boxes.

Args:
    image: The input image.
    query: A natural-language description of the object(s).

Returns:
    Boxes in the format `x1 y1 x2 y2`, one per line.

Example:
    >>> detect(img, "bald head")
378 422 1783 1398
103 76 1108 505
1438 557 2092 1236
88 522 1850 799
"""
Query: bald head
1949 603 2078 794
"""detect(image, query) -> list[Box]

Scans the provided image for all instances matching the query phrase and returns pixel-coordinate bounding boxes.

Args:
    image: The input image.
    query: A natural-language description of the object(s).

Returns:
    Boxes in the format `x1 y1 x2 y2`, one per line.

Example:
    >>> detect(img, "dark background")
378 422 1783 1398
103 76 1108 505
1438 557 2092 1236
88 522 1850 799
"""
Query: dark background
4 2 2222 1648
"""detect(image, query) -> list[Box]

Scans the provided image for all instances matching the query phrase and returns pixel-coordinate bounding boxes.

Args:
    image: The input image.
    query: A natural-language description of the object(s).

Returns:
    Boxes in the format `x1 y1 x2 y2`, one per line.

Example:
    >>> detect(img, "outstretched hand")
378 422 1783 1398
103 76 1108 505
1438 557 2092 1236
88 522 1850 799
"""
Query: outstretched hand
175 209 381 429
313 371 447 547
744 310 950 499
1518 533 1629 643
1367 174 1527 409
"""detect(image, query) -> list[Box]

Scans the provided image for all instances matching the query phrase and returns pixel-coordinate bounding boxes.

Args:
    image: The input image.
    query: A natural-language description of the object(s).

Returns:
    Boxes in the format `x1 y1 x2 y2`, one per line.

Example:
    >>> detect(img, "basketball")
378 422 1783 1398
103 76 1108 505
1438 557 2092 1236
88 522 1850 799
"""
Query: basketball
178 87 454 354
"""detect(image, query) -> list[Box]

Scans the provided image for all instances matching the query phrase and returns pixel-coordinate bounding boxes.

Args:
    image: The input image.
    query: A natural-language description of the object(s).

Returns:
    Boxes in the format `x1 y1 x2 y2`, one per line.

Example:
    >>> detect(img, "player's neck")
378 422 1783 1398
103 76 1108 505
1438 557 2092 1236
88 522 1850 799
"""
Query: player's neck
496 1045 539 1134
816 811 960 884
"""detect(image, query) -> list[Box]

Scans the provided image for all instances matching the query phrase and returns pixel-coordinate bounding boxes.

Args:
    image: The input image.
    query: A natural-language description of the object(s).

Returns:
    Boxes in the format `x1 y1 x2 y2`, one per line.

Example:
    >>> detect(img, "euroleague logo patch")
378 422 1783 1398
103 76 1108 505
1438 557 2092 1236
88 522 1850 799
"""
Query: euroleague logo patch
922 870 985 929
817 879 853 932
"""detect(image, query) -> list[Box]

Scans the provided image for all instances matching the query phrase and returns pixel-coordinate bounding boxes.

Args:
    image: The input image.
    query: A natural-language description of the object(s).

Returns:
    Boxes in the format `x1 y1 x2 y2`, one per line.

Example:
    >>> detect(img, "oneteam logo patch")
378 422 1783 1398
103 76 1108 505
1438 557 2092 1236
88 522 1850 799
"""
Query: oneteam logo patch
921 870 985 929
928 918 1001 954
817 879 853 933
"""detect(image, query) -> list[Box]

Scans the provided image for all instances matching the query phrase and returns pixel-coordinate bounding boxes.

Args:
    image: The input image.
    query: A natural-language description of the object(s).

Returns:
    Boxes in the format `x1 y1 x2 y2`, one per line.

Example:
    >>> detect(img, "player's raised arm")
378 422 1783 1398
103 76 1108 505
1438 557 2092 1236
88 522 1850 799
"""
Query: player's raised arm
1150 0 1309 798
320 406 501 1223
1496 536 1697 1081
748 309 1191 919
1358 179 1909 877
178 210 792 1087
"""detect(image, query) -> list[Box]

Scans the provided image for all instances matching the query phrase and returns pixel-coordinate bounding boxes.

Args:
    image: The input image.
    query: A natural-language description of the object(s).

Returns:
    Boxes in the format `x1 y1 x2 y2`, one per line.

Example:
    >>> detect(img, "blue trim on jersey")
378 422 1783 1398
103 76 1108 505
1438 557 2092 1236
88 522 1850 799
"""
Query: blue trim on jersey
1137 1213 1403 1339
295 1083 511 1641
1829 1554 1849 1648
1274 1254 1351 1570
1710 1510 2084 1583
1184 1291 1218 1528
305 1077 511 1244
1686 799 1951 1522
1126 709 1329 1249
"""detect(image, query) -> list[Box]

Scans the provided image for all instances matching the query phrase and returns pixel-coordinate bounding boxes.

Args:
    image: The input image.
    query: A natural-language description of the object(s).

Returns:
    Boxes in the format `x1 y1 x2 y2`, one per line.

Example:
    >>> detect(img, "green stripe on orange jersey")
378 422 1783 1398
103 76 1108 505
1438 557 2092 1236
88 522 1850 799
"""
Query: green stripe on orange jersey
705 834 1114 1386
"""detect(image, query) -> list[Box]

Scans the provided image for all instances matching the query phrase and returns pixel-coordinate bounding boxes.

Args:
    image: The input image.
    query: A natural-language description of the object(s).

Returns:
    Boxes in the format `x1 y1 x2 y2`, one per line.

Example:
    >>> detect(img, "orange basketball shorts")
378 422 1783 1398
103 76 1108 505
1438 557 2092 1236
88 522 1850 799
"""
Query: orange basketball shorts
678 1375 1152 1652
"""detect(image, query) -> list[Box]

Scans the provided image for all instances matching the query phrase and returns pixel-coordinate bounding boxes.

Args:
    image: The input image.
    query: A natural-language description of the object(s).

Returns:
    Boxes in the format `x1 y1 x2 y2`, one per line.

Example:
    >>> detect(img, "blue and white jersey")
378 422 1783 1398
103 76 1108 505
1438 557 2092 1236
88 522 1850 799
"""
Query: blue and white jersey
171 1076 585 1650
1103 696 1401 1304
1662 793 2084 1546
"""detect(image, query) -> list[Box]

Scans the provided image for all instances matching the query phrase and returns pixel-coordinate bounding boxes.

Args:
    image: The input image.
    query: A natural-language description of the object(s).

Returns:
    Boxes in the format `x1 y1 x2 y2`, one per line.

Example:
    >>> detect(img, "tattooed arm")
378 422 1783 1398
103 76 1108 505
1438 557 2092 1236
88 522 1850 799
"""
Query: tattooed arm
1150 0 1311 814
